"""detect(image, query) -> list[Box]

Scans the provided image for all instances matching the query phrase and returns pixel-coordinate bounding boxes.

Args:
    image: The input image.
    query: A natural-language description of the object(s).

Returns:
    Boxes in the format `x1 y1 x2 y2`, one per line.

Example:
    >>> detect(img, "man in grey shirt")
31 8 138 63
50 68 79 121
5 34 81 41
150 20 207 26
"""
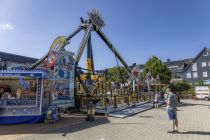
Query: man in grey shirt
165 88 179 133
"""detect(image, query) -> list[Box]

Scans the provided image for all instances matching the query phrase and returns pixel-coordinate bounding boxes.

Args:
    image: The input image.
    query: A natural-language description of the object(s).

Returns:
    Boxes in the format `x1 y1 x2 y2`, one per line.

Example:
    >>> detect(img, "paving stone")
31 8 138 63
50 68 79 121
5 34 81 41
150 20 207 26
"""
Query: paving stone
1 100 210 140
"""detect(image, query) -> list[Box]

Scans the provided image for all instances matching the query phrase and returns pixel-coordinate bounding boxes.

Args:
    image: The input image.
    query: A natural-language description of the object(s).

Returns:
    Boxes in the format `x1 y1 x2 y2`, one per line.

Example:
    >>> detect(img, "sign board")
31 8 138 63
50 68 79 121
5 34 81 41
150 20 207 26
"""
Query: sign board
195 86 210 99
195 86 209 94
45 105 58 123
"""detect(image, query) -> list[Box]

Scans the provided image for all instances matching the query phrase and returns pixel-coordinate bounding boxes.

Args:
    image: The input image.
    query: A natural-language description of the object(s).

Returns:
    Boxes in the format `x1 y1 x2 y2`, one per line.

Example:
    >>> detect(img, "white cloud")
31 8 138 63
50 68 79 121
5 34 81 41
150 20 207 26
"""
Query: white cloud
0 24 13 30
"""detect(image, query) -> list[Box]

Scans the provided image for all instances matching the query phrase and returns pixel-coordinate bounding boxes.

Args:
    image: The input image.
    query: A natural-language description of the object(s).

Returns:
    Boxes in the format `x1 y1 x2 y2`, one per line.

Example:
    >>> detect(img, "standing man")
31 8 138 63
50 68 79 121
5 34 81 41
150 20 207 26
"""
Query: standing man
165 88 179 133
154 92 159 109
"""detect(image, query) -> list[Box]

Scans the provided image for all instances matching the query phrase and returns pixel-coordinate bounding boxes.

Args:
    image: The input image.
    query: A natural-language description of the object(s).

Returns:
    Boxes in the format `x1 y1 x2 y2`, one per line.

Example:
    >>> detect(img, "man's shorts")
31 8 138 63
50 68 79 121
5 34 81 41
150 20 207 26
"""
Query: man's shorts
167 108 177 120
154 101 159 104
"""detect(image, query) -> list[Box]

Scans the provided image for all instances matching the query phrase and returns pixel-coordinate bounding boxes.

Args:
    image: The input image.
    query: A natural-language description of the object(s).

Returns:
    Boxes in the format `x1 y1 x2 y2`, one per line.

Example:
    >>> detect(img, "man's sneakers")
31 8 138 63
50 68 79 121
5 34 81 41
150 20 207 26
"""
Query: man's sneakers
167 130 179 134
174 130 179 133
167 130 175 133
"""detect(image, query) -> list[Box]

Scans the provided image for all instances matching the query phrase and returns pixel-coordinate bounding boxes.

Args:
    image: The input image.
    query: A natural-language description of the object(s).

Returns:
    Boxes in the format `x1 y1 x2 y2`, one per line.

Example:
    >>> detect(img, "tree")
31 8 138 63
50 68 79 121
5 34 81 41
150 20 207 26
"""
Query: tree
198 80 205 86
143 56 172 84
159 65 172 84
107 67 129 83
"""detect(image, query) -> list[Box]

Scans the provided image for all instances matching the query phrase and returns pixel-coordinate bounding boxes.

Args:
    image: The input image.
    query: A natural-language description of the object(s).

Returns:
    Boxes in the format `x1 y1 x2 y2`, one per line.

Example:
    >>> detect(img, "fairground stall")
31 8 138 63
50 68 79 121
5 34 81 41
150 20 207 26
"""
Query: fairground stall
0 70 49 124
0 48 75 124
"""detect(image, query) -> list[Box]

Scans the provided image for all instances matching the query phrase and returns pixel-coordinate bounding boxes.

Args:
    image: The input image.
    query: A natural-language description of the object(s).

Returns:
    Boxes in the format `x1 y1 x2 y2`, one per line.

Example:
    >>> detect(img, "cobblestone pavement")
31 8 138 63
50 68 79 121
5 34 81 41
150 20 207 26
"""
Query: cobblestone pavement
1 100 210 140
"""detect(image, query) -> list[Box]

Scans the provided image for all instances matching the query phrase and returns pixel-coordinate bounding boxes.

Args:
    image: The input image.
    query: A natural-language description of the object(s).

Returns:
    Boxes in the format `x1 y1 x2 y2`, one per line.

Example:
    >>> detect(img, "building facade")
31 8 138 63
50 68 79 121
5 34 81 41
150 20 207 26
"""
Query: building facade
164 59 192 82
136 59 192 82
183 47 210 83
135 48 210 83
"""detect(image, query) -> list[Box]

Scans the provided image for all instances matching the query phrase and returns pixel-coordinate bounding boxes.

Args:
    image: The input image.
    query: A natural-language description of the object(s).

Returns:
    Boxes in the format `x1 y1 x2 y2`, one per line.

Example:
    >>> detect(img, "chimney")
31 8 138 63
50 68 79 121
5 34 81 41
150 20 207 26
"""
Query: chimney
167 58 170 63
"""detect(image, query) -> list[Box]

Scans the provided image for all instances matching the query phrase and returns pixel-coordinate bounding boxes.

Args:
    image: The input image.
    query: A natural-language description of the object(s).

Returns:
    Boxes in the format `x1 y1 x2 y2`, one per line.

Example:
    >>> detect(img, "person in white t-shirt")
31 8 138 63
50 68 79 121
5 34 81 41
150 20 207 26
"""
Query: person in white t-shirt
154 93 159 108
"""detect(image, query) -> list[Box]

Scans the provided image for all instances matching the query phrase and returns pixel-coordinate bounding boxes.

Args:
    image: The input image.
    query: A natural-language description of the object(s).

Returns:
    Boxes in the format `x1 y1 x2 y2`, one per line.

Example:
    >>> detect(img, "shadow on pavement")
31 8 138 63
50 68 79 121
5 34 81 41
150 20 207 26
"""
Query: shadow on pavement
0 113 109 136
47 117 109 135
139 115 153 118
56 121 144 137
107 122 144 125
180 131 210 135
180 102 210 107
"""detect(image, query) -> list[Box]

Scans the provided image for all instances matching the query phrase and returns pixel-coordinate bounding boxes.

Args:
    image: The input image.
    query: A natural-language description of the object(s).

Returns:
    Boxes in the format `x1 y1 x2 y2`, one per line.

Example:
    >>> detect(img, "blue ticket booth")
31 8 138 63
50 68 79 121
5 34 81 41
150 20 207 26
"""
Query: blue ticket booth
0 70 48 124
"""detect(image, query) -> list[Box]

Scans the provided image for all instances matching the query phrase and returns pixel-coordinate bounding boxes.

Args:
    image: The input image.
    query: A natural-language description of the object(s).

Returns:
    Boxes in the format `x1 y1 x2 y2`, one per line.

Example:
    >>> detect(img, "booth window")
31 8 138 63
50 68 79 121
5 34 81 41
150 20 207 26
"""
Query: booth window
0 78 38 107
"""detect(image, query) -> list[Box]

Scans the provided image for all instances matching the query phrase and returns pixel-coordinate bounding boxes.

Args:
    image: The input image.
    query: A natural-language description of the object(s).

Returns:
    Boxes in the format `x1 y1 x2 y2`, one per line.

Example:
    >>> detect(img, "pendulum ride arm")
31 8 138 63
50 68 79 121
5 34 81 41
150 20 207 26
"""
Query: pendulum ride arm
86 34 95 75
74 23 93 95
95 28 136 95
66 26 84 41
29 26 84 70
75 23 93 65
29 53 48 70
95 29 132 75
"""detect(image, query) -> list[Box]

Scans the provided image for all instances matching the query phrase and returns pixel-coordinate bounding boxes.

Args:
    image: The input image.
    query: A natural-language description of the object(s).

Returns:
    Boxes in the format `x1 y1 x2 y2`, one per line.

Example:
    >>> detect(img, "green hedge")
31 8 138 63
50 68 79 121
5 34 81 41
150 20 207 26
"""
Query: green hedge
180 90 195 95
170 81 191 92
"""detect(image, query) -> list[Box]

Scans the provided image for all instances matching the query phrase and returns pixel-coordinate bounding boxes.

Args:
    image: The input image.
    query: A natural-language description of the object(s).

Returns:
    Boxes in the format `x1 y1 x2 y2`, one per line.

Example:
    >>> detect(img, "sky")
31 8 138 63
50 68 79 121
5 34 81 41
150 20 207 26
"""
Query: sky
1 0 210 69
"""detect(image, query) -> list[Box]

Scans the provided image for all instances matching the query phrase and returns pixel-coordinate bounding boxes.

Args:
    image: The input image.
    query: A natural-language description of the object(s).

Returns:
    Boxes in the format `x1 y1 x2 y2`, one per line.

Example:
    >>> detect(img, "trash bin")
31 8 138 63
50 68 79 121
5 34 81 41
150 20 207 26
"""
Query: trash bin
85 102 95 121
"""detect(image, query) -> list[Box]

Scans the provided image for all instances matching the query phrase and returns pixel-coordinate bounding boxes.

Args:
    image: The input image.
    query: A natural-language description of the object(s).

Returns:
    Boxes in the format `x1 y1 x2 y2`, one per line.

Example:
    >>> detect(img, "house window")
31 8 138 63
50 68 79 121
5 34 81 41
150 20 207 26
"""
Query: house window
202 62 207 67
193 72 198 78
203 51 209 56
208 61 210 66
187 73 191 78
203 71 208 77
192 63 197 71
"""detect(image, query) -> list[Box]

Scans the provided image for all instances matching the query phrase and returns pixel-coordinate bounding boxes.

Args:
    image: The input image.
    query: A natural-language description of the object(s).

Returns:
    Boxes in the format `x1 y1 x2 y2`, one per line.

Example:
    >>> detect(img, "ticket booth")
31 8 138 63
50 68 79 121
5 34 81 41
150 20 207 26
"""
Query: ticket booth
0 70 48 124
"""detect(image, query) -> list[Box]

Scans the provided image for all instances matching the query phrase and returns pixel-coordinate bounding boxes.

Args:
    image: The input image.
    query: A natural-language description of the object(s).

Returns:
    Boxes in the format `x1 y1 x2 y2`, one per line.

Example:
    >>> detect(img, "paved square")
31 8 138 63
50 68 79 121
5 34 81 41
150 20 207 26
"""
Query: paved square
1 100 210 140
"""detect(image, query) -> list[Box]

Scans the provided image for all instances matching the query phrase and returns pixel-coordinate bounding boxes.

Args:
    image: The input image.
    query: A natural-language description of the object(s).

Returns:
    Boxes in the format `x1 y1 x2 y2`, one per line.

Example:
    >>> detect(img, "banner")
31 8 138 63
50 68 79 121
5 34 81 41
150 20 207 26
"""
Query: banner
18 77 29 91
